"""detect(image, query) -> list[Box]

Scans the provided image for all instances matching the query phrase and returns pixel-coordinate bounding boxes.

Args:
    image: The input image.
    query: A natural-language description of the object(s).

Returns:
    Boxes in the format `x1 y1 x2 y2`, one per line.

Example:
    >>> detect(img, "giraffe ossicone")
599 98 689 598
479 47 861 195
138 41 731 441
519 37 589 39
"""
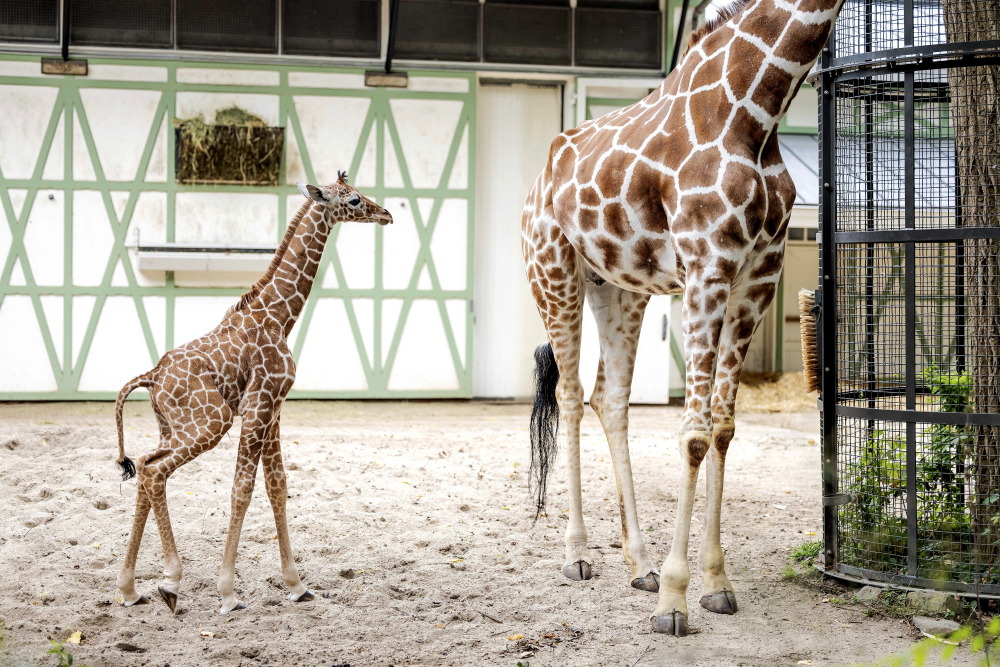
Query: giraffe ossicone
113 172 391 614
522 0 845 636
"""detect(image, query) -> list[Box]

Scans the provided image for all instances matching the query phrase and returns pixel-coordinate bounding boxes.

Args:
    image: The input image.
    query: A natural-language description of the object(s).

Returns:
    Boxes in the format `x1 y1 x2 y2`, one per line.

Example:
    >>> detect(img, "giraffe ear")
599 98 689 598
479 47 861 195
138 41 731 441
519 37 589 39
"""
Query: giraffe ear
297 182 328 203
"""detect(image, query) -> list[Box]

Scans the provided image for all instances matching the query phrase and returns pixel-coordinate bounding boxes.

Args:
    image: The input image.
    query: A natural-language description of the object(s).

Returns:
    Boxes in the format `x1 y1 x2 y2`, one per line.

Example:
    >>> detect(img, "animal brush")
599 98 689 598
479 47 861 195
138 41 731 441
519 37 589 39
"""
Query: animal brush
799 288 820 393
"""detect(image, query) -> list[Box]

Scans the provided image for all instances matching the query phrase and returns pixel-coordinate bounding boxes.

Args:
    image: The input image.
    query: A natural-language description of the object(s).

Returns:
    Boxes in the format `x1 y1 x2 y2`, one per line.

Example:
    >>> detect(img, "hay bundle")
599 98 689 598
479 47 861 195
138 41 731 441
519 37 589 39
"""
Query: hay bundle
175 106 283 185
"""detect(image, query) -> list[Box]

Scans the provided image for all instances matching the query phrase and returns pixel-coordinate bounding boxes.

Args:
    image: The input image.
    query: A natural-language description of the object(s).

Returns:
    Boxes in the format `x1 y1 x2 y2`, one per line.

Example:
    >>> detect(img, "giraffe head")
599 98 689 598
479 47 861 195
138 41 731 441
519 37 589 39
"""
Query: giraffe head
296 172 393 225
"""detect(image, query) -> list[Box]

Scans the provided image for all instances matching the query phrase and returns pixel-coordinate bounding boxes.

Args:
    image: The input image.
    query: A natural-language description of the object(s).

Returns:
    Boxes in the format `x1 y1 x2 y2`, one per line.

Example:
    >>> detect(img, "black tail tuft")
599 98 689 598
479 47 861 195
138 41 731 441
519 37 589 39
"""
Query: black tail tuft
529 342 560 520
119 456 136 481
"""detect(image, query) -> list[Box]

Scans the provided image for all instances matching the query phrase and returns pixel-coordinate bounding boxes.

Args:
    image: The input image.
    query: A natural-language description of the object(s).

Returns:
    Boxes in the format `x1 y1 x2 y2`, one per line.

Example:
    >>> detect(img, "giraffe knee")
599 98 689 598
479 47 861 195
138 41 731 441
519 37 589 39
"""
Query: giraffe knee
713 420 736 456
680 431 711 467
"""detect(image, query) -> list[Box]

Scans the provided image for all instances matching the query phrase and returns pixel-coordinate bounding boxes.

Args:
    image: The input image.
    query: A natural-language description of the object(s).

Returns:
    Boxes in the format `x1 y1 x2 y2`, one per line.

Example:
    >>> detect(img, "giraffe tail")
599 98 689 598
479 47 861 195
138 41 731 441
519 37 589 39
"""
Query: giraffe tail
529 342 560 520
115 371 154 481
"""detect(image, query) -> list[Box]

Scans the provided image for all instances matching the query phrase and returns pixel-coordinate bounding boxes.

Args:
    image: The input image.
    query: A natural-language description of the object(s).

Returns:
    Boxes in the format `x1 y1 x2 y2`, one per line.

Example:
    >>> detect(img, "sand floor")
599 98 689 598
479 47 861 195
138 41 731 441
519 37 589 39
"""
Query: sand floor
0 399 973 666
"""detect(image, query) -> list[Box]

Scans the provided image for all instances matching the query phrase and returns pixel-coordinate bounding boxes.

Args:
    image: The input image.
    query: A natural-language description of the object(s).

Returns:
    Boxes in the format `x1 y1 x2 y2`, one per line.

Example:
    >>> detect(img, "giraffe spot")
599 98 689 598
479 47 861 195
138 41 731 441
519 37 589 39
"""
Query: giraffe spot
751 65 795 118
675 192 726 234
715 256 739 281
726 38 765 100
621 274 644 288
547 266 565 281
604 202 635 241
678 148 722 190
594 154 631 199
710 217 748 251
554 188 578 223
693 51 725 90
659 130 694 173
741 1 789 47
723 107 767 161
690 86 732 146
594 236 622 271
774 21 831 64
746 282 777 309
633 236 666 278
721 161 760 209
749 252 784 281
580 185 601 207
625 161 670 234
580 206 599 232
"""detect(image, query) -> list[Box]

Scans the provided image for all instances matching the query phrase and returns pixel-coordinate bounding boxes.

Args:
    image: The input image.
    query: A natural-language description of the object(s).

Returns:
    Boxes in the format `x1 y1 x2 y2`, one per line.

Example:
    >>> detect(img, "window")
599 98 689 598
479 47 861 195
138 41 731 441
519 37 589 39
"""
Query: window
395 0 480 62
484 2 571 66
71 0 171 48
283 0 380 57
0 0 58 42
176 0 277 52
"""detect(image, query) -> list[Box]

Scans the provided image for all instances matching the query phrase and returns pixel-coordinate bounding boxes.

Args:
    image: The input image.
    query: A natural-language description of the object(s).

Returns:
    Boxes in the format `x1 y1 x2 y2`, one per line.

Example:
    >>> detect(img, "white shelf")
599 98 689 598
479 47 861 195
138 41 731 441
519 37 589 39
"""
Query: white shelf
136 244 275 272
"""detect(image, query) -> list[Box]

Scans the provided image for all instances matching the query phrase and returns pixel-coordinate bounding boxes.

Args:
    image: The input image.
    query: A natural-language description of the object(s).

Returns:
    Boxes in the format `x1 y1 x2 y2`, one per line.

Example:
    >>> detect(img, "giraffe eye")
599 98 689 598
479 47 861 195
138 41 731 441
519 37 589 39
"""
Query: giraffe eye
348 196 361 207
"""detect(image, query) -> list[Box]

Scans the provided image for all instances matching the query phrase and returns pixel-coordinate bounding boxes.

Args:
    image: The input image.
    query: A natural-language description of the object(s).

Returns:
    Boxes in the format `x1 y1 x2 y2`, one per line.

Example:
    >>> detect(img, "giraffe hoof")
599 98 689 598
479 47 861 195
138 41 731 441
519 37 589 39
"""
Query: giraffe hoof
562 560 593 581
121 594 150 607
630 572 660 593
699 590 738 614
219 601 247 614
289 589 316 603
651 611 688 636
157 587 178 614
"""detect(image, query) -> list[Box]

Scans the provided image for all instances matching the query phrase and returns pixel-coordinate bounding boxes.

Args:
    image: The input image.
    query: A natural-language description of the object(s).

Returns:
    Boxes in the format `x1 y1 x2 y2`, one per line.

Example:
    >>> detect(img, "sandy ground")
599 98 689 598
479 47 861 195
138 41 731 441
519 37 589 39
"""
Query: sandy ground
0 395 973 667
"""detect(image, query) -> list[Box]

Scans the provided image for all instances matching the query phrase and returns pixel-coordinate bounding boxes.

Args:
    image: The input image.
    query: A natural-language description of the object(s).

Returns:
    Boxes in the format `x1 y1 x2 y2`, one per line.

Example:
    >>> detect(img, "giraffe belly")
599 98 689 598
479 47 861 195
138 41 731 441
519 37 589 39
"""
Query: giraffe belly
564 225 684 296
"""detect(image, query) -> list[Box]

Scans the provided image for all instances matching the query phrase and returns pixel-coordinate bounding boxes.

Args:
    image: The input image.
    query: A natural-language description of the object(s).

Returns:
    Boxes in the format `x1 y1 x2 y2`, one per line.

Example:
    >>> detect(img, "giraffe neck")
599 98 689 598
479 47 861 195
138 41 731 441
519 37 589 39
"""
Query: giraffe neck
250 203 333 336
736 0 846 120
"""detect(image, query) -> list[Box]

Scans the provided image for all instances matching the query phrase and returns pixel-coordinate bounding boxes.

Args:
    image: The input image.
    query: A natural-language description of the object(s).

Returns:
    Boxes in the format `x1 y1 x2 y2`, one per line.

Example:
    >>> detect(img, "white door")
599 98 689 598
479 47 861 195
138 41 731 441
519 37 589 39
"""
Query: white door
474 80 562 399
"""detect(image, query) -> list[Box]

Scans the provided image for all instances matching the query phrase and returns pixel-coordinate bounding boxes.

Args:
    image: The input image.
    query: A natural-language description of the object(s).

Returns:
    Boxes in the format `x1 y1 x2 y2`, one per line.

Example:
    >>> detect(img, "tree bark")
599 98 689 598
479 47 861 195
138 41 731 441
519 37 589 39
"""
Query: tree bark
943 0 1000 577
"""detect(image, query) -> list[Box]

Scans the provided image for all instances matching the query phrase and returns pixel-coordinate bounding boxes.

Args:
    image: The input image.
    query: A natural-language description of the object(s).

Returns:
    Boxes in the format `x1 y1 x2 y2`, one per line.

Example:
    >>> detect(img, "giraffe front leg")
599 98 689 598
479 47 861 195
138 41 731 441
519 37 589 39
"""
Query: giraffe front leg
699 421 737 615
117 483 152 607
218 436 263 614
651 429 710 636
261 422 313 603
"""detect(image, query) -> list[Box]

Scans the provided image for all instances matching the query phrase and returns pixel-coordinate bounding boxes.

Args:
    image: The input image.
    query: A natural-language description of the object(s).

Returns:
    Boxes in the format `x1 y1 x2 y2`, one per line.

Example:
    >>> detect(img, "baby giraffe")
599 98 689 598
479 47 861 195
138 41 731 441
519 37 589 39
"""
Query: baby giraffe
113 173 391 614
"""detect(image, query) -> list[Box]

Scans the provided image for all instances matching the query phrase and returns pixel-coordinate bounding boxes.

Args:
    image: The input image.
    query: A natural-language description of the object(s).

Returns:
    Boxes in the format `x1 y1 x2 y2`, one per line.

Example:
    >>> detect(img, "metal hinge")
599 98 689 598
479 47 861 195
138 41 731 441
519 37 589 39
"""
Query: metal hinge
822 493 855 507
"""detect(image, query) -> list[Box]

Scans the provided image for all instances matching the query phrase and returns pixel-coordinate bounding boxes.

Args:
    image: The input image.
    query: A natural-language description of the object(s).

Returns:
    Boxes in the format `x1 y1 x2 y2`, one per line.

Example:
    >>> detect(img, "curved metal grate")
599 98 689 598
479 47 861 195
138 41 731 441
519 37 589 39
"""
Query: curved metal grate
819 0 1000 596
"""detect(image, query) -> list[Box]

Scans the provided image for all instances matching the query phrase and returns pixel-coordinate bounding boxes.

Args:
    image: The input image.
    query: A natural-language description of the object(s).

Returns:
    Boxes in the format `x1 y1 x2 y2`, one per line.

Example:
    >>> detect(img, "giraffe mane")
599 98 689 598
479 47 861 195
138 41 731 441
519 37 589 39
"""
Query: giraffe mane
226 199 314 317
685 0 752 53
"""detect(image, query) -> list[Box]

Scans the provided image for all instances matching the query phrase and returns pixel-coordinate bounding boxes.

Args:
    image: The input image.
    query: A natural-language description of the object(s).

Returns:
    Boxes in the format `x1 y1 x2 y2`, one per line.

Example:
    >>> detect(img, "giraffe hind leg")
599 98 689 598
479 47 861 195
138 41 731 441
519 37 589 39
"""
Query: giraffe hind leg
142 386 234 614
523 209 589 581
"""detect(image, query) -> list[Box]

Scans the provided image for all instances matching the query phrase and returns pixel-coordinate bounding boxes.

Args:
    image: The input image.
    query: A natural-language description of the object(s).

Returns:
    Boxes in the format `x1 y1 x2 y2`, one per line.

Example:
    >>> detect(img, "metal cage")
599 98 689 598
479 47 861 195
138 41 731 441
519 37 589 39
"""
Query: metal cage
818 0 1000 596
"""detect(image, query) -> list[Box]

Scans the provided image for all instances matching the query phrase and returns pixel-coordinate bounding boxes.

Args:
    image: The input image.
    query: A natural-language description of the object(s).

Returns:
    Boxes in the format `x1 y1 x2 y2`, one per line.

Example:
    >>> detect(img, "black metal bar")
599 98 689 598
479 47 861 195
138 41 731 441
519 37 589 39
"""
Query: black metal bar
829 564 1000 599
819 25 839 573
836 226 1000 243
903 58 917 578
836 405 1000 427
384 0 401 74
61 0 70 61
669 0 692 72
818 40 1000 76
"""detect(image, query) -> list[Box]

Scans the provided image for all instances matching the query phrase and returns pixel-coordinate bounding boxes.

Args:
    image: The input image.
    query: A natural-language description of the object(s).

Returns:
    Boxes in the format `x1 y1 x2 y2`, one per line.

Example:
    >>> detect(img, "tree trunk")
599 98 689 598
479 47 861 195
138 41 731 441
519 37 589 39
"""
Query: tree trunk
943 0 1000 578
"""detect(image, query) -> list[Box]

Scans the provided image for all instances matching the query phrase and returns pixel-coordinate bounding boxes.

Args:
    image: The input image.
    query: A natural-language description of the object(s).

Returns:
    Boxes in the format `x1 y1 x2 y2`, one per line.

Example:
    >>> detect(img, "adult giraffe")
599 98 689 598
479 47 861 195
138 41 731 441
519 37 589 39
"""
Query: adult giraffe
522 0 844 635
114 174 391 614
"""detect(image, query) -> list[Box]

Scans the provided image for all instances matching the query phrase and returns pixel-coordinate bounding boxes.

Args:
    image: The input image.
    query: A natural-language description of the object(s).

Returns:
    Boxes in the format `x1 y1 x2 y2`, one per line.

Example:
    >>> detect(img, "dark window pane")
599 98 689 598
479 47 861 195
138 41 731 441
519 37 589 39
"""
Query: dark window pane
484 4 570 66
575 7 660 68
177 0 276 52
788 227 805 241
485 0 567 6
806 228 817 241
0 0 58 42
395 0 479 62
577 0 657 9
71 0 171 48
283 0 379 57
